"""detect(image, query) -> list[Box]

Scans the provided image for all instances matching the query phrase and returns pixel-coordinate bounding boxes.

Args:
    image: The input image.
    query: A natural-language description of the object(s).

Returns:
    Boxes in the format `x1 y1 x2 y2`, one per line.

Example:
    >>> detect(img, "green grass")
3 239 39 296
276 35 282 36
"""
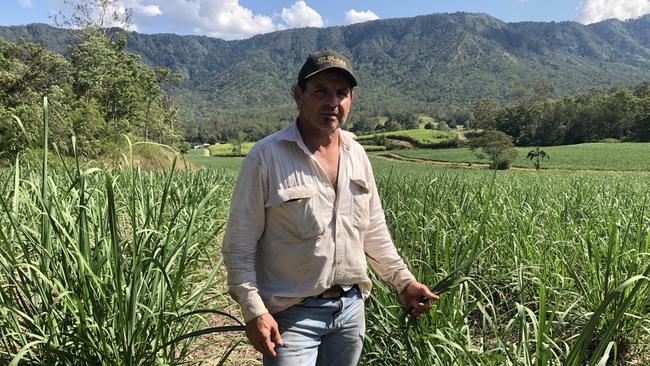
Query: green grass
364 163 650 365
0 99 244 365
185 149 244 174
207 142 255 157
4 100 649 365
362 145 387 152
356 128 457 147
6 149 648 365
390 142 650 171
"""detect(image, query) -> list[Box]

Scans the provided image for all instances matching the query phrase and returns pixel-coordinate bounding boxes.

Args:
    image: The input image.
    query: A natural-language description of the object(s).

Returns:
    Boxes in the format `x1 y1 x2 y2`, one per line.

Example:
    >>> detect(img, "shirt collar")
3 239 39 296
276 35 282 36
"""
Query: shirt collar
279 120 355 151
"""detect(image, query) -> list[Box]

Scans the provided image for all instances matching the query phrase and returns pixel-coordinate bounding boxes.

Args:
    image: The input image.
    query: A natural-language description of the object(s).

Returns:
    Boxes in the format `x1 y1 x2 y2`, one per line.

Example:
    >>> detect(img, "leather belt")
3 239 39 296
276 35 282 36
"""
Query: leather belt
317 285 356 300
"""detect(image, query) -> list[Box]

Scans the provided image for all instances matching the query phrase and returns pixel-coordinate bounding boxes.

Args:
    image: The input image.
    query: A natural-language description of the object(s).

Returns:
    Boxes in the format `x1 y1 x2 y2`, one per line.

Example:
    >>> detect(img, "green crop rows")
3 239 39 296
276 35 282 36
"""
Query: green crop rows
391 143 650 171
1 146 649 364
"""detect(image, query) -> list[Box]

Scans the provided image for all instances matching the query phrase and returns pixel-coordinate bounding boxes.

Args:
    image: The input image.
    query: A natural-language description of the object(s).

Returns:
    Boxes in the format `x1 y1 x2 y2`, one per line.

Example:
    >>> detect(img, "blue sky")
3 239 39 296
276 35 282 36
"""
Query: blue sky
4 0 650 40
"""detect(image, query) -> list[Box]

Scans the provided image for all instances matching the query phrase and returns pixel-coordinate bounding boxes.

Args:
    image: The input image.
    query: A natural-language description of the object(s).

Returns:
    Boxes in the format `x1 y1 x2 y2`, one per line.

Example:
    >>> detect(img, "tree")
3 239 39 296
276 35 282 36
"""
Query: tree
384 120 402 132
230 133 244 156
385 111 418 130
352 117 376 134
468 130 517 170
471 98 501 130
527 146 550 172
52 0 133 32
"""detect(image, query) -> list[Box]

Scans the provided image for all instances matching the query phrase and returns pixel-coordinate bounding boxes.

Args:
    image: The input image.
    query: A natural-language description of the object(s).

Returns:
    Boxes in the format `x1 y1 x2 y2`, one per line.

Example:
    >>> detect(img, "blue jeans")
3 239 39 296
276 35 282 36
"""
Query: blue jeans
263 287 365 366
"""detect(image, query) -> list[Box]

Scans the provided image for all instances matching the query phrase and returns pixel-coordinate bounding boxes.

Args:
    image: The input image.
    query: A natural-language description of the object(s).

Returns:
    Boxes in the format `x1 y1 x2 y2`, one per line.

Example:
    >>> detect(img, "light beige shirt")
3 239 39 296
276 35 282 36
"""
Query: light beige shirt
222 122 415 322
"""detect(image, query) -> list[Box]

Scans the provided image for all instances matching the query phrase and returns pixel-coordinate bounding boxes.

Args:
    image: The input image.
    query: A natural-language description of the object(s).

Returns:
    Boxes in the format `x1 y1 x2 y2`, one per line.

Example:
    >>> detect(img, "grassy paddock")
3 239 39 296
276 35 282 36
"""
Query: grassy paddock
356 128 457 147
185 149 245 174
207 142 255 157
391 142 650 171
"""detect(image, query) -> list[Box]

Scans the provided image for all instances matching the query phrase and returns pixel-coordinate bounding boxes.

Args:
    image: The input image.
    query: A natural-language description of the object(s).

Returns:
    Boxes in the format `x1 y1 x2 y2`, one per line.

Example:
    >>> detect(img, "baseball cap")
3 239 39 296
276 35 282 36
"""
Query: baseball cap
297 49 357 87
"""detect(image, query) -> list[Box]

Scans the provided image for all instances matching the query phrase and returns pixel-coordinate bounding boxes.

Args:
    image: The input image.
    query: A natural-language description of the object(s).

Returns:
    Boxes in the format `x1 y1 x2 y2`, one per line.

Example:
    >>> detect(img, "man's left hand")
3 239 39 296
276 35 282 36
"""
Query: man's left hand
399 281 439 319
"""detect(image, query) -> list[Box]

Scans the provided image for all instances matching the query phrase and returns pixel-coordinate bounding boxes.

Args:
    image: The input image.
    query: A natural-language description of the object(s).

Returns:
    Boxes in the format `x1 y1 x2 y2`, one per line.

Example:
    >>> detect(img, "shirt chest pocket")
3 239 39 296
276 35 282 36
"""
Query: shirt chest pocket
266 185 328 240
350 177 371 230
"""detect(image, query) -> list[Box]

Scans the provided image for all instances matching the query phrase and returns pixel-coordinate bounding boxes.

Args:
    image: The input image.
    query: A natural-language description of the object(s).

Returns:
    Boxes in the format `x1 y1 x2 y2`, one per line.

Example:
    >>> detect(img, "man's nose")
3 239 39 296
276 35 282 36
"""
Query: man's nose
325 92 339 106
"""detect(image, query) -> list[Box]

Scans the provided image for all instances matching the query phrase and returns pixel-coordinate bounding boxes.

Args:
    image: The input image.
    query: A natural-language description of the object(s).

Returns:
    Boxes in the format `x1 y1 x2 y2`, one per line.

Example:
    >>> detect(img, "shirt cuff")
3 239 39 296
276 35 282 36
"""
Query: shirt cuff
393 269 416 294
241 294 269 323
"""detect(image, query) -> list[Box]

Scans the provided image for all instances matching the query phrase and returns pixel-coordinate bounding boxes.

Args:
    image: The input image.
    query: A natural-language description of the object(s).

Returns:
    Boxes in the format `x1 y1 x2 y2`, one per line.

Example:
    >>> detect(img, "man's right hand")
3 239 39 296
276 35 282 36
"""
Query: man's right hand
245 313 284 357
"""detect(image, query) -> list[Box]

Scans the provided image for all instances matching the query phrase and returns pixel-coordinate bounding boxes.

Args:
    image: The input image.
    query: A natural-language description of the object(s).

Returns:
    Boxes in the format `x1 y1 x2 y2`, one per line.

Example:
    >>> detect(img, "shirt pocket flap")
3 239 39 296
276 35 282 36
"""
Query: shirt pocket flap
350 177 370 194
265 185 315 207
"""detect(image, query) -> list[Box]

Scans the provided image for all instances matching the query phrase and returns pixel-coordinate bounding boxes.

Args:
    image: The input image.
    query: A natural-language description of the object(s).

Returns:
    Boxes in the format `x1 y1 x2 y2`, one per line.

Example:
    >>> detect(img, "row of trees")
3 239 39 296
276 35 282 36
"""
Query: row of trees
0 24 182 157
470 81 650 146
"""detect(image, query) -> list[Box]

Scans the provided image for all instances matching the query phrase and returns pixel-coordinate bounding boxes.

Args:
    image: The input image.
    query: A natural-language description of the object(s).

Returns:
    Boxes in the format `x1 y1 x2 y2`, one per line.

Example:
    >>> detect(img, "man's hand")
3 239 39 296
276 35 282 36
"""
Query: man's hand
399 281 439 319
245 313 284 357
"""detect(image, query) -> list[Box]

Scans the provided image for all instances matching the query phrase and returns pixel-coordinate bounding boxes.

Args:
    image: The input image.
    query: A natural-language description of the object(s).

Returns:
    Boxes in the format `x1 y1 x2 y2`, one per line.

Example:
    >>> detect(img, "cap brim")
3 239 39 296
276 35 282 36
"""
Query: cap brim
303 66 357 87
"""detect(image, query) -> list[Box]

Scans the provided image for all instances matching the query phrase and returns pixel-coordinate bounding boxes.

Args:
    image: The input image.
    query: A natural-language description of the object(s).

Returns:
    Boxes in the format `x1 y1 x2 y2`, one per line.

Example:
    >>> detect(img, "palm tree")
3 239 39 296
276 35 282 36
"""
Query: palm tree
527 146 550 171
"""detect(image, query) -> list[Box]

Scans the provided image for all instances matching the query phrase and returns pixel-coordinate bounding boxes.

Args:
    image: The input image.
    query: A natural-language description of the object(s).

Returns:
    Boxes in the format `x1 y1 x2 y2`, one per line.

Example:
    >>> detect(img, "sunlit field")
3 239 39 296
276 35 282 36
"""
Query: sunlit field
390 143 650 171
2 149 649 365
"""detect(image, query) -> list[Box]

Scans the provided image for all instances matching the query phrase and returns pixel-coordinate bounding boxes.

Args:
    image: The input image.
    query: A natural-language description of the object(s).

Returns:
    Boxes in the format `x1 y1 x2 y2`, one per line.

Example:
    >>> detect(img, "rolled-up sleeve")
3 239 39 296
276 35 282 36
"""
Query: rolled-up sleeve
362 162 415 294
222 153 269 322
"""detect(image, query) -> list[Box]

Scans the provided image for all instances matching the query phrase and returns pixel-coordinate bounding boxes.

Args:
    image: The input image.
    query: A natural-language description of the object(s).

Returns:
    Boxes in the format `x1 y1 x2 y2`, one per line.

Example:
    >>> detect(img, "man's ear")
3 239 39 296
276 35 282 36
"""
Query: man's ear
293 84 303 106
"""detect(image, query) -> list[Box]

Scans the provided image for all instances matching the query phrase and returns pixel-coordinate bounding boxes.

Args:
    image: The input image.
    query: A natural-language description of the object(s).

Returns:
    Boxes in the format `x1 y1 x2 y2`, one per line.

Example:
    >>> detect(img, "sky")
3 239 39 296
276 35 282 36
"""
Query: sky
3 0 650 40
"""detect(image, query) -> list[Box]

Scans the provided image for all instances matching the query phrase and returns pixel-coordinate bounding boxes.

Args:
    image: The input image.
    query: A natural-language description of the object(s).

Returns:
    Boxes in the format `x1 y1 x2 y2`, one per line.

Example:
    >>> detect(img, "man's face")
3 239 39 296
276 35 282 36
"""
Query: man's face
294 70 354 136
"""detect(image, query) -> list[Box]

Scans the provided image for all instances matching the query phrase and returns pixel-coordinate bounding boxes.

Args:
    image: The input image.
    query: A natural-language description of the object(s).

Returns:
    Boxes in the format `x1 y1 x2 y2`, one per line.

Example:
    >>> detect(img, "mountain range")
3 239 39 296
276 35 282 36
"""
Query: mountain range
1 12 650 136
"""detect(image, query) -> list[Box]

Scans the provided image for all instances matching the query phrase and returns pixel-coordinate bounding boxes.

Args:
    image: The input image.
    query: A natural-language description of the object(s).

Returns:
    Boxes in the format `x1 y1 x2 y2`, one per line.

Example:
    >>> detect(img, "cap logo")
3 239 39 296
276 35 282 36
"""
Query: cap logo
318 55 347 67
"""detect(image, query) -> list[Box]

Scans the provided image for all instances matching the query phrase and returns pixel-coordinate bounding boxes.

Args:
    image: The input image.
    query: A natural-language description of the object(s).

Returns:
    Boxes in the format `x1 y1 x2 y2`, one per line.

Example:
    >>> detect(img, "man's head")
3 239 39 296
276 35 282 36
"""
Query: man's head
294 49 356 135
296 49 357 91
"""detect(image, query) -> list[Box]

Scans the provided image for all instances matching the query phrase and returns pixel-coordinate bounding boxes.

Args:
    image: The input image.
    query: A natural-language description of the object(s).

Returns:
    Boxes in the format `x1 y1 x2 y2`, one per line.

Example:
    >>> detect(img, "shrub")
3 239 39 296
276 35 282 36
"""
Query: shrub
385 139 413 150
468 130 517 170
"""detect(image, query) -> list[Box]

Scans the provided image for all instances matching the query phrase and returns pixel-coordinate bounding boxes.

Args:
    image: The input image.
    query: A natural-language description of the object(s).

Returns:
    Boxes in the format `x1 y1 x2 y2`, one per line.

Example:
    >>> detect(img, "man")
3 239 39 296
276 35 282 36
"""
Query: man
222 49 438 365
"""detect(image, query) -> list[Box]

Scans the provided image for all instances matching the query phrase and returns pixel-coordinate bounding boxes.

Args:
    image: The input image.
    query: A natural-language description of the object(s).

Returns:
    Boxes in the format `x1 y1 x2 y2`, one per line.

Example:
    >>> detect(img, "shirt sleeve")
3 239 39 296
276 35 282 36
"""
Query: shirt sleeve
362 158 415 294
222 153 269 322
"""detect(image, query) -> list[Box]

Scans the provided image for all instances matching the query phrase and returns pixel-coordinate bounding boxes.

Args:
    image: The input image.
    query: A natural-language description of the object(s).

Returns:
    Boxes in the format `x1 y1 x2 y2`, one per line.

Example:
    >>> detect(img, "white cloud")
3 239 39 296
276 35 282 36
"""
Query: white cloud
193 0 277 39
48 0 159 30
50 0 326 40
344 9 379 25
577 0 650 24
281 1 323 28
130 1 161 17
19 0 33 8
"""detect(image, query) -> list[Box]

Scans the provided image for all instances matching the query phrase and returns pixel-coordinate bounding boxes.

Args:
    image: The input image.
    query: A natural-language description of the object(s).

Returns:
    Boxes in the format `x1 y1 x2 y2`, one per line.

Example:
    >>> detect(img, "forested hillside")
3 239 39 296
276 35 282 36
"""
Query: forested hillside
2 12 650 143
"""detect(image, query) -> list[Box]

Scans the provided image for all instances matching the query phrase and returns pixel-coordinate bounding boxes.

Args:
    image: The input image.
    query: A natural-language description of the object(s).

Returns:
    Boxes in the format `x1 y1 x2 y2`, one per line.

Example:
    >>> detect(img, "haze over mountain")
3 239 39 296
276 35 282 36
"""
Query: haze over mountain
1 12 650 139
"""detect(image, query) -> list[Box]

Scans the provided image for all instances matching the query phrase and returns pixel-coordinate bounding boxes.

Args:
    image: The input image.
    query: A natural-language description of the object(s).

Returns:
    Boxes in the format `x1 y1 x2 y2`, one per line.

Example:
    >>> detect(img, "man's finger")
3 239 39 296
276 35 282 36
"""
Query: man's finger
271 324 284 347
264 338 277 357
420 286 439 302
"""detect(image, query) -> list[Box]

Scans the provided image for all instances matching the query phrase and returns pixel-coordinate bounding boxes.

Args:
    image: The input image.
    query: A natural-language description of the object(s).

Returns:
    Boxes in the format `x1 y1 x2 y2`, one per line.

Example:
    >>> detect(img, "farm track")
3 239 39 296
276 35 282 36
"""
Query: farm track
375 152 650 174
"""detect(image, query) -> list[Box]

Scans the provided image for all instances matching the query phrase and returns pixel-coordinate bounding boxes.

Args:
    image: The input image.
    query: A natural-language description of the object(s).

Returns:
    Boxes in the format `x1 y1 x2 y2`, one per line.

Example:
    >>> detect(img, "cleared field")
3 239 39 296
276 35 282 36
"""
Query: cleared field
390 142 650 171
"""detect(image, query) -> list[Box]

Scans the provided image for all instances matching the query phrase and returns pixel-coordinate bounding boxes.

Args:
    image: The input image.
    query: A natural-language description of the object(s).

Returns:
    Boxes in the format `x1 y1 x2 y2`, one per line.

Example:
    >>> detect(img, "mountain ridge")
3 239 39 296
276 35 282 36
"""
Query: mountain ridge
1 12 650 139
